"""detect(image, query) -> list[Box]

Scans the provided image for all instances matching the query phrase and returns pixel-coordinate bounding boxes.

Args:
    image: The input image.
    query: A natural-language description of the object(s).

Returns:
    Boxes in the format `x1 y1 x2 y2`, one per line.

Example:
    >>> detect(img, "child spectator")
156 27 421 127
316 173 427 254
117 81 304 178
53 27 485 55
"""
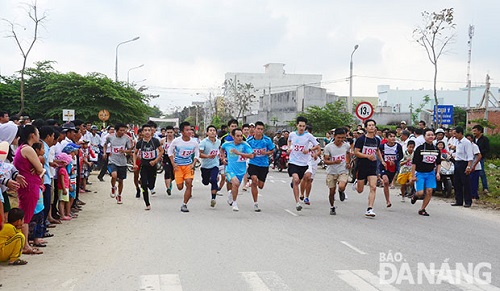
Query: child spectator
30 142 48 247
80 140 96 192
62 144 79 218
0 208 28 265
56 153 72 221
397 140 415 202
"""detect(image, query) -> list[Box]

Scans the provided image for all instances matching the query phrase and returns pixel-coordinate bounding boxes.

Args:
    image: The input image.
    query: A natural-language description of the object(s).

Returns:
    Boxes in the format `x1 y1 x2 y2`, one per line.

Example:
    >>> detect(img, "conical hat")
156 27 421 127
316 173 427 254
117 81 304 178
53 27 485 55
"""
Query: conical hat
0 141 9 161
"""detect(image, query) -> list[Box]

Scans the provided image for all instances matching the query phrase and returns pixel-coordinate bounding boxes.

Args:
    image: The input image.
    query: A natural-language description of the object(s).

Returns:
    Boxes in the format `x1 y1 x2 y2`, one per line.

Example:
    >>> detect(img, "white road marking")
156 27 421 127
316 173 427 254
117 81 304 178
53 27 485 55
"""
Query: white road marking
240 271 291 291
340 241 367 255
61 278 77 291
269 180 275 183
335 270 380 291
351 270 400 291
139 274 183 291
284 209 298 217
431 269 500 291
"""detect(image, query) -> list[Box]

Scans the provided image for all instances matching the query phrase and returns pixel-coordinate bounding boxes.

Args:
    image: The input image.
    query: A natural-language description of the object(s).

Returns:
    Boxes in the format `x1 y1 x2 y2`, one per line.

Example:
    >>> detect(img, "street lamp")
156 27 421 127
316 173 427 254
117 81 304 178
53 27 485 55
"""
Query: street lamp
348 44 359 115
115 36 140 82
127 64 144 84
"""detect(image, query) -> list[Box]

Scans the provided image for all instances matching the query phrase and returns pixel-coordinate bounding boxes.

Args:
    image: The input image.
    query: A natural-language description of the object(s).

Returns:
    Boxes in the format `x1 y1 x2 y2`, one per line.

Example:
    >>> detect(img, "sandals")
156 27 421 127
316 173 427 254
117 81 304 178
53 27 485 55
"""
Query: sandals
22 248 43 255
411 195 417 205
43 232 54 238
9 259 28 265
418 209 430 216
32 242 47 248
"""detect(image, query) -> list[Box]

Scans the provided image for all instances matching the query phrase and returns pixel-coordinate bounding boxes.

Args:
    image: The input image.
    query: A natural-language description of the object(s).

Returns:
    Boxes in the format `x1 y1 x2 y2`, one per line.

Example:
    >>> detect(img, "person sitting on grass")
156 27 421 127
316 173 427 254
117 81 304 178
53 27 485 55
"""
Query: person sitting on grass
0 208 28 265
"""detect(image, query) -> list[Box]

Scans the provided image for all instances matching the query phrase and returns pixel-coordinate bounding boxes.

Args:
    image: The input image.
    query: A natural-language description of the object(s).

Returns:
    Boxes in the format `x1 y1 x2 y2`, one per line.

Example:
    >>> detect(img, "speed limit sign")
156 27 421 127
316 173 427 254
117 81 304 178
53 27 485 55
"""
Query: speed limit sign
355 102 374 121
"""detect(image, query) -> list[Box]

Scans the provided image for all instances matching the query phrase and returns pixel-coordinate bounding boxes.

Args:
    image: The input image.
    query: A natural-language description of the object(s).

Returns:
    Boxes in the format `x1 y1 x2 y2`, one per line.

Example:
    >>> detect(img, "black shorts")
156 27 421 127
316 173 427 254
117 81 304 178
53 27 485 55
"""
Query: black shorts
380 170 397 183
248 164 269 182
108 164 127 180
356 165 377 180
163 160 174 180
288 163 309 180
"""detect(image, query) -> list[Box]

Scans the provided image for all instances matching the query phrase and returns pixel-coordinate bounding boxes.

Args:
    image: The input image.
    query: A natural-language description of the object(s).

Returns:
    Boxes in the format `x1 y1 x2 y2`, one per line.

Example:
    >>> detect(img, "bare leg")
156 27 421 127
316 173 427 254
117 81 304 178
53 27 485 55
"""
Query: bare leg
382 175 391 206
118 179 124 195
292 173 301 203
367 176 378 208
251 176 259 203
328 187 336 207
421 188 433 210
231 177 240 202
183 179 193 204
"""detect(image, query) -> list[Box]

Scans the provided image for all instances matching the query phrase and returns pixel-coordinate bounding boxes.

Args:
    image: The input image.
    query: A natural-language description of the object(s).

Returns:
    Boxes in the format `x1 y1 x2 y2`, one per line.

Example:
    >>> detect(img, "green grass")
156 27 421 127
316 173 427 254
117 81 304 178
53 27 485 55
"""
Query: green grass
478 159 500 208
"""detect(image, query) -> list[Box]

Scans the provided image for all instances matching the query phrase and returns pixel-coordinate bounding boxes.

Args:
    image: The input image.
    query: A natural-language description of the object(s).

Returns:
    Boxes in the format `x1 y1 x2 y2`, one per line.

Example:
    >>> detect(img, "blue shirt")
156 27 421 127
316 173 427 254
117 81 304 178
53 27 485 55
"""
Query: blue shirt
221 141 253 177
199 137 221 169
247 135 275 167
42 140 51 185
34 189 44 214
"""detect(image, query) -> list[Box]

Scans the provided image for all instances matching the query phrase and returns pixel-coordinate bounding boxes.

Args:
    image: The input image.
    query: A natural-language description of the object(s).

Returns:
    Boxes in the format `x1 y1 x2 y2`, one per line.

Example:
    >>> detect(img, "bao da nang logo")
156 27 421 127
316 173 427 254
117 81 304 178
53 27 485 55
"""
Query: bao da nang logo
378 251 492 285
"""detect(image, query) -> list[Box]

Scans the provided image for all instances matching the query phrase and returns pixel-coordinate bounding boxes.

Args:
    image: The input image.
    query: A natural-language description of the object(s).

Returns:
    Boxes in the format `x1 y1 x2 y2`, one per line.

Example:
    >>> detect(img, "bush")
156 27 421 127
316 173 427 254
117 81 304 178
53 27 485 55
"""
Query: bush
487 134 500 159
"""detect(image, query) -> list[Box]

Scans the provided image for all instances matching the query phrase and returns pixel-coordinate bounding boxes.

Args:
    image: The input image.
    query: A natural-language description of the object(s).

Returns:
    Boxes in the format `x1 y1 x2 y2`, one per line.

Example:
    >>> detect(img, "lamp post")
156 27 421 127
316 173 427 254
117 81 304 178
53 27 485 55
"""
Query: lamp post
127 64 144 84
115 36 140 82
348 44 359 115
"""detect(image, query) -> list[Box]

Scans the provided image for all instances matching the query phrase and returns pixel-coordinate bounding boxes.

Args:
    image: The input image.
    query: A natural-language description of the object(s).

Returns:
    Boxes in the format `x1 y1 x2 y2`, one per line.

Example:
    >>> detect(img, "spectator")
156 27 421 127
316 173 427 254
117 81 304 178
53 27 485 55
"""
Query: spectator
472 125 489 195
466 134 482 200
451 126 474 208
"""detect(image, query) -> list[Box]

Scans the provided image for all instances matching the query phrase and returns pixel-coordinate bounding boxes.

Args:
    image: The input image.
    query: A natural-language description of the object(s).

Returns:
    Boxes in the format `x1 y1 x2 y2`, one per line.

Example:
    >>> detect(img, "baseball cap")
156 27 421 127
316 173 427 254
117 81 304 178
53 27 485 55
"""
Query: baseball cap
400 121 407 124
435 128 445 134
249 123 255 127
357 129 365 134
90 125 98 130
62 143 80 153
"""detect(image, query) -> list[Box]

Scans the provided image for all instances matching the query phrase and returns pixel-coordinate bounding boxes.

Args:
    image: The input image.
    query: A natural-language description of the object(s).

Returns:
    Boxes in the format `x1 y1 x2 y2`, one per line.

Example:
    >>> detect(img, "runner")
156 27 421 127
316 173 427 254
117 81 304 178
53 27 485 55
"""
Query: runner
410 129 441 216
168 121 200 213
103 123 133 204
198 125 221 208
354 119 386 217
219 119 239 193
379 130 403 208
133 124 163 210
246 121 275 212
299 125 320 205
220 128 255 211
133 128 143 198
397 140 416 202
287 116 320 211
323 128 351 215
160 125 175 196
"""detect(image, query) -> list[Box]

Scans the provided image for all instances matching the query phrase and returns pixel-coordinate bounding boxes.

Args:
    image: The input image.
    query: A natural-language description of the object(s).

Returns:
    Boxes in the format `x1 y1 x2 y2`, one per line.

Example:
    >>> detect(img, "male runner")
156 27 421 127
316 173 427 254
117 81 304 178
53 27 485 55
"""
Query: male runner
354 119 386 217
246 121 275 212
103 123 133 204
199 125 221 208
160 125 175 196
133 124 163 210
323 128 351 215
168 122 200 213
221 128 255 211
219 119 239 193
379 130 403 208
287 116 320 211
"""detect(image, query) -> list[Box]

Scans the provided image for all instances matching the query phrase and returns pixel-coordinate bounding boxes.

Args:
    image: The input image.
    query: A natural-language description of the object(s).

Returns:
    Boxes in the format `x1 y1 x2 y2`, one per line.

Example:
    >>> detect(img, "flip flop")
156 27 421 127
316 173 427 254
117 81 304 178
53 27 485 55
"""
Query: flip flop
43 233 54 238
47 224 56 228
9 259 28 265
32 243 46 248
23 248 43 255
386 203 392 208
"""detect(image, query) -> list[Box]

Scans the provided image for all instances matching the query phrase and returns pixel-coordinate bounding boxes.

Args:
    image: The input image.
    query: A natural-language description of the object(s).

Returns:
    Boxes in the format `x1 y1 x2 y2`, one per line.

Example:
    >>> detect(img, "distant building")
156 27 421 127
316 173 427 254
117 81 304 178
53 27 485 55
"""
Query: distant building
224 63 322 115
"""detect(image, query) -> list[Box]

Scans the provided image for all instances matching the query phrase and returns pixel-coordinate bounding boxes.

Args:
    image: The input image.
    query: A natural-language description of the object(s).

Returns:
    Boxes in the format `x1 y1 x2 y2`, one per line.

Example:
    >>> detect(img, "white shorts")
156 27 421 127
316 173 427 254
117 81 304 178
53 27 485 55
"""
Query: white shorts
306 162 318 179
218 164 226 175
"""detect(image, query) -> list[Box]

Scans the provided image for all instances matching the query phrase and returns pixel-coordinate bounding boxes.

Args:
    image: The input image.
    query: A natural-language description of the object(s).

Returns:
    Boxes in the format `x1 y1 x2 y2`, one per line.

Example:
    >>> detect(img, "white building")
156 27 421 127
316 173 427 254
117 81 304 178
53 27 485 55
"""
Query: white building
224 63 323 114
378 85 499 112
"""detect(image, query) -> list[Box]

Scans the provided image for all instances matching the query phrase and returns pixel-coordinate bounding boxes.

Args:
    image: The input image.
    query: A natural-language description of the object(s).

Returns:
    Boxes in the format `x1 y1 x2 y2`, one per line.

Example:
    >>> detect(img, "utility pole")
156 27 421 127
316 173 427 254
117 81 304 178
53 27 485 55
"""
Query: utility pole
466 25 474 109
484 74 491 134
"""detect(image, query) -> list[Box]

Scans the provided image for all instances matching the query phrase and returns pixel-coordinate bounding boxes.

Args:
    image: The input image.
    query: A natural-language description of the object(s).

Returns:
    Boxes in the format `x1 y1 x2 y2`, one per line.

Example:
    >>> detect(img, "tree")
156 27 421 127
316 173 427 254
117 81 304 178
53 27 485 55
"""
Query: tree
223 78 256 120
3 1 47 115
413 8 456 110
410 95 431 125
300 101 354 135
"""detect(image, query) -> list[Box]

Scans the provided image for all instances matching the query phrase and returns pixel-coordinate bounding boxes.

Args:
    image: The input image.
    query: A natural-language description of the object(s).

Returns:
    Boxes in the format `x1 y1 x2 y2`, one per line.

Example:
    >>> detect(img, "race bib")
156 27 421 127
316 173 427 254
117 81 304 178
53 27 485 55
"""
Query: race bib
164 143 170 151
405 160 412 167
384 155 397 162
112 146 124 154
423 154 437 164
237 155 247 162
362 146 377 156
293 145 305 152
253 148 266 156
142 150 156 159
331 154 346 162
209 149 219 156
179 150 194 157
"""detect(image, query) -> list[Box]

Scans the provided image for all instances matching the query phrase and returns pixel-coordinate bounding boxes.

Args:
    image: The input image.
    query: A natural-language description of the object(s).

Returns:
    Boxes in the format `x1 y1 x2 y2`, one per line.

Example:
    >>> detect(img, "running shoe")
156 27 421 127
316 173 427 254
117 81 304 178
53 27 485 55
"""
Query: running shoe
150 188 156 195
304 197 310 205
401 194 405 202
352 180 357 191
418 209 429 216
136 188 141 198
296 203 302 211
232 202 239 212
116 195 122 204
411 195 417 204
145 205 151 211
181 204 189 212
110 186 117 198
227 191 233 206
242 186 248 192
210 199 216 208
330 207 336 215
339 191 346 202
365 209 376 217
254 203 261 212
166 189 172 196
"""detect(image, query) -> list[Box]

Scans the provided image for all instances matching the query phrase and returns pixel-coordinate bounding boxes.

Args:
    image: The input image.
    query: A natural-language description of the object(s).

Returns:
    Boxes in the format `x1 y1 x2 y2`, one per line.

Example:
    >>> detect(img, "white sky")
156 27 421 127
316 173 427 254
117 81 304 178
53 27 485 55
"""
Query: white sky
1 0 499 114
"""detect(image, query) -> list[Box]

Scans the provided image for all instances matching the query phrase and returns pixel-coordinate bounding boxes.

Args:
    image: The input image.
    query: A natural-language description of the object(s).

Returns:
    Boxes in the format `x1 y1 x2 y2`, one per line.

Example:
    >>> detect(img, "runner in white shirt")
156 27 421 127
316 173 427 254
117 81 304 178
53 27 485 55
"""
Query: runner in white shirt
160 125 175 196
287 116 320 211
299 125 320 206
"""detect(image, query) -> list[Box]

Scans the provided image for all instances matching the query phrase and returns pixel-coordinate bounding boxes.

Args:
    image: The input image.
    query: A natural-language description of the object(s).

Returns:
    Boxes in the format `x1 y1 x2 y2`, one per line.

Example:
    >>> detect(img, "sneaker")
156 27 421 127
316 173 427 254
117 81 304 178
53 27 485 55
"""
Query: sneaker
339 191 345 202
166 189 172 196
330 207 336 215
365 209 376 217
418 209 429 216
181 204 189 212
296 203 302 211
227 191 233 206
145 205 151 211
299 196 304 201
254 203 261 212
352 180 357 191
232 202 239 212
136 188 141 198
401 194 405 202
110 186 117 198
116 195 122 204
411 195 417 204
210 199 216 208
304 197 310 205
242 186 248 192
150 188 156 195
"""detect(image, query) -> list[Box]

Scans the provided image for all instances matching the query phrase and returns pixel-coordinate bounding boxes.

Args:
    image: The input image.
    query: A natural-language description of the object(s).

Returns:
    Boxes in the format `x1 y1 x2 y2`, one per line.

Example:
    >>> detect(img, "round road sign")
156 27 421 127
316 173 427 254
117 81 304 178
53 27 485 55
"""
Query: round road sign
355 102 374 120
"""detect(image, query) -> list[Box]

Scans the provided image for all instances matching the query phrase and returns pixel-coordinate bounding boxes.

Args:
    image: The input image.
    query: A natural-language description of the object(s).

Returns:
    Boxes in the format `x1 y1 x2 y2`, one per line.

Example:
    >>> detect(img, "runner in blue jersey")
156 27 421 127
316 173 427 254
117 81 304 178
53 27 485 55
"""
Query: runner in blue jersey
246 121 275 212
199 125 221 208
220 128 255 212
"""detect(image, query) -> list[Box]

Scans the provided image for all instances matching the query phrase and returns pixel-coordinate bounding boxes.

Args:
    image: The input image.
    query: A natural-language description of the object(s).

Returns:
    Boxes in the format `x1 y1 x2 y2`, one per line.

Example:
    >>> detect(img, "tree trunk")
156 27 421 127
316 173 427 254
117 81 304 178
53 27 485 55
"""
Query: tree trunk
19 57 28 116
433 62 439 128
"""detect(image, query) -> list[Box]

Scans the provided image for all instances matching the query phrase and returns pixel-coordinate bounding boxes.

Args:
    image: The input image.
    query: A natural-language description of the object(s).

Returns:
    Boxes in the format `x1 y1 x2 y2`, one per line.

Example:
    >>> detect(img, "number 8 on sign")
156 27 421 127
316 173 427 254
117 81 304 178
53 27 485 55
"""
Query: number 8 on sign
355 102 374 121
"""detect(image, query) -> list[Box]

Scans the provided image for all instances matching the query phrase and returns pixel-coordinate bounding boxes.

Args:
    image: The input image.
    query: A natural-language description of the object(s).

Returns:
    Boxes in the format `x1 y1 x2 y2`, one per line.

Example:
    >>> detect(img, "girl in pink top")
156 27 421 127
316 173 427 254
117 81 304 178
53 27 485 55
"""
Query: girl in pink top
55 153 72 220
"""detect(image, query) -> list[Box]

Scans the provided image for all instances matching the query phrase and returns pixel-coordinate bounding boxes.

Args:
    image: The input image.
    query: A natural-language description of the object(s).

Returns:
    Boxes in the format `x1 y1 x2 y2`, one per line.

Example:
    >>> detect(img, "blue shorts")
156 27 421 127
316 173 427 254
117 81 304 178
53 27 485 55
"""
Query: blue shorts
415 171 436 192
226 171 245 183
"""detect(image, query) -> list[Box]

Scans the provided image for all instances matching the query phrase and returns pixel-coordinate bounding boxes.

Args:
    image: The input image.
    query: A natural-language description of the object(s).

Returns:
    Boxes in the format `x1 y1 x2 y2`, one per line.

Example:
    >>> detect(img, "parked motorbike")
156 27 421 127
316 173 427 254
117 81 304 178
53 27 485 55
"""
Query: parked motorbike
438 154 454 198
277 145 289 172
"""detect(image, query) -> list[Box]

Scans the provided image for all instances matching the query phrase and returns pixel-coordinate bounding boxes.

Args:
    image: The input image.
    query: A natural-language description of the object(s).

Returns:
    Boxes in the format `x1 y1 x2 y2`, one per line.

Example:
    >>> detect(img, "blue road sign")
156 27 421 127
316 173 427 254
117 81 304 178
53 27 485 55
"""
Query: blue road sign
433 105 454 125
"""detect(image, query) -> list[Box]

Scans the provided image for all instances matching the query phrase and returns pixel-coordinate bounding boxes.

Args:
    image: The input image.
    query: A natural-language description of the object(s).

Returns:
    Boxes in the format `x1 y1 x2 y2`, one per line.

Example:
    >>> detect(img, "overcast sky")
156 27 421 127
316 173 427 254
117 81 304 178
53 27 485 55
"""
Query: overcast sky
1 0 499 115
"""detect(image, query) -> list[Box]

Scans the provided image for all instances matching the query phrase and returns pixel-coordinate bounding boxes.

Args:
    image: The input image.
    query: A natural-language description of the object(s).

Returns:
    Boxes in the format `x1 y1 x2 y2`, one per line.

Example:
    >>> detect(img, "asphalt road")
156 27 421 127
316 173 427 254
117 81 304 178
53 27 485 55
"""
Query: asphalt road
2 168 499 291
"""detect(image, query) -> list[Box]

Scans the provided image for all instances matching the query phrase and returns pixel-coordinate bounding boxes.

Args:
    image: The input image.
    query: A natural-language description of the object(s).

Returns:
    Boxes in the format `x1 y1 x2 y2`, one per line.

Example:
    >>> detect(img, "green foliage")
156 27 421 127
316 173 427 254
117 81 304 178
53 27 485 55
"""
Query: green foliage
469 118 497 131
453 106 466 127
410 95 431 124
0 61 157 124
487 134 500 159
299 101 354 134
224 78 256 120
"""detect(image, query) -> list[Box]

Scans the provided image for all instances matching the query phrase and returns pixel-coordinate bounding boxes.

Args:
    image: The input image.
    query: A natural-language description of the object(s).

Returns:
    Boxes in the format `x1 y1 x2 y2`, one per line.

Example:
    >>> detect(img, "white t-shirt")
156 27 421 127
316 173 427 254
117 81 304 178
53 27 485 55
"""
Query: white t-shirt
323 142 350 175
287 131 319 167
472 143 482 171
